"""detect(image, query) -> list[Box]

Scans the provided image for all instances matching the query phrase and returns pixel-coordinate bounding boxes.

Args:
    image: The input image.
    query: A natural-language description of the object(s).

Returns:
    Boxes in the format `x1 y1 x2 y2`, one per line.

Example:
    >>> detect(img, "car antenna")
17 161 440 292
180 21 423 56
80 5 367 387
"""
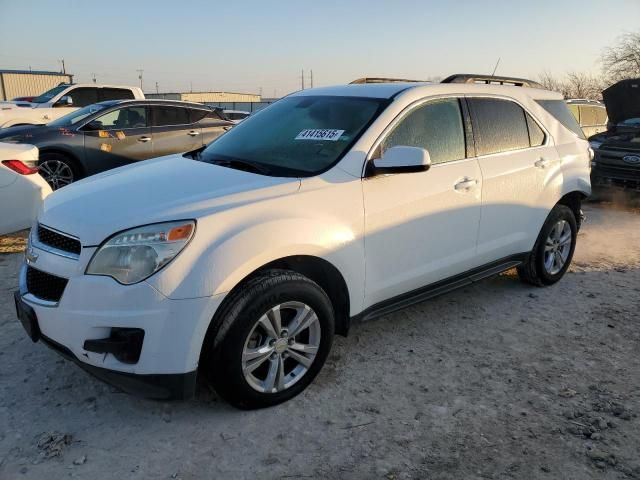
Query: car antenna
491 57 501 77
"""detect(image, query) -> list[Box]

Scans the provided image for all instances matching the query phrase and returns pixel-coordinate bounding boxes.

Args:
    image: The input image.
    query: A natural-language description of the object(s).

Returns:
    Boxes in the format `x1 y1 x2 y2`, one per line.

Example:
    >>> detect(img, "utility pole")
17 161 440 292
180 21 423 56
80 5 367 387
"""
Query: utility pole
59 59 66 74
91 73 97 83
259 86 263 97
301 69 305 90
136 69 144 90
310 70 313 88
155 82 159 94
190 81 193 93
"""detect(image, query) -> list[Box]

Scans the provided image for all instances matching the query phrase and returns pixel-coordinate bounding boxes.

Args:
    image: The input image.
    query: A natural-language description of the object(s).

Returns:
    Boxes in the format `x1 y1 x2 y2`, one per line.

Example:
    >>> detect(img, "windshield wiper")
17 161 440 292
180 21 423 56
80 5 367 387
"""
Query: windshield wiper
209 158 272 175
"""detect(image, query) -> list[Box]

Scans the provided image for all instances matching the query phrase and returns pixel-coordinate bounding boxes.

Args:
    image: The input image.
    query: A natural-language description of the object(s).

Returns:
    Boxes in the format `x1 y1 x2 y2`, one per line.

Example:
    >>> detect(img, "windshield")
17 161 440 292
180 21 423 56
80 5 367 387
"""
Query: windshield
199 95 387 176
48 103 108 127
31 85 69 104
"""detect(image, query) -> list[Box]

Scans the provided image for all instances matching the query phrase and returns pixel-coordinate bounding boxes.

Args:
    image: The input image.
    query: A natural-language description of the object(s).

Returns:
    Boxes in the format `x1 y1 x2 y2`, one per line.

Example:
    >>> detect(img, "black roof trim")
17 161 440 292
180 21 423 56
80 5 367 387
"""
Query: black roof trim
350 77 428 84
442 74 544 89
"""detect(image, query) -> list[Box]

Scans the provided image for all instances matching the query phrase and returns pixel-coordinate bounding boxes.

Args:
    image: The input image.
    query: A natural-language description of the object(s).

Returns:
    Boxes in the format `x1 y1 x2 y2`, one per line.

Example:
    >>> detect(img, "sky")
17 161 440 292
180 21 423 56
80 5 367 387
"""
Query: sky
1 0 639 97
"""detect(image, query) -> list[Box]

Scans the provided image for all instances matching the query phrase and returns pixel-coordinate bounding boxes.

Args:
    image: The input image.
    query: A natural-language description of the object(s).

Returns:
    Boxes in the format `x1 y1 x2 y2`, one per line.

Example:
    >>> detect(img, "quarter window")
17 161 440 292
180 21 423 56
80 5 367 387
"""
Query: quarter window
94 106 147 129
469 98 531 155
381 98 466 165
152 106 191 126
525 113 545 147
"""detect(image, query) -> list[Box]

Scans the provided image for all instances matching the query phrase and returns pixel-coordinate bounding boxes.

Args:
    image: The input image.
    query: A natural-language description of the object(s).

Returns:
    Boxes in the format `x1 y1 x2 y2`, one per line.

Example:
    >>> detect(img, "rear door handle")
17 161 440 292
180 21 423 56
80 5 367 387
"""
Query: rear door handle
534 158 551 169
454 178 478 191
187 130 200 137
138 136 151 143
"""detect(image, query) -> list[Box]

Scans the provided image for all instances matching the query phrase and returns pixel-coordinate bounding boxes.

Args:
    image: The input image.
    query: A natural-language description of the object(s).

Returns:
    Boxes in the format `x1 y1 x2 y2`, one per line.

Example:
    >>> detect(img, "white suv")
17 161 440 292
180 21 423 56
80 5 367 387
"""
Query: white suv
14 75 591 409
0 84 145 128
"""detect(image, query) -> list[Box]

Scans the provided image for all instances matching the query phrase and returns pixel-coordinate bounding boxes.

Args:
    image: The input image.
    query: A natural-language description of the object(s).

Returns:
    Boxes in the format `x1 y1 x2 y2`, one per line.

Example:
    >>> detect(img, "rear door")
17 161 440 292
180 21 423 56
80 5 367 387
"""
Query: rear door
467 97 560 264
150 105 202 157
194 109 233 145
82 105 153 175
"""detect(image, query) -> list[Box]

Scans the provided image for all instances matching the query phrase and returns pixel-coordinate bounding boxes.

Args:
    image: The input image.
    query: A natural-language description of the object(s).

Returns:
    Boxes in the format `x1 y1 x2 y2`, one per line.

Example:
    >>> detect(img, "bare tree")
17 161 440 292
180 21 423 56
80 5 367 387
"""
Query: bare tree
538 71 604 99
601 31 640 82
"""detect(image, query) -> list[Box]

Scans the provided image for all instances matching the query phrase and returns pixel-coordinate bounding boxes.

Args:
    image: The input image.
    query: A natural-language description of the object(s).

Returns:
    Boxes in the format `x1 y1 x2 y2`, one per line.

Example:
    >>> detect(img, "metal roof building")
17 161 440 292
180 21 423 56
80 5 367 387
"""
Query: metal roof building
146 91 261 103
0 69 73 101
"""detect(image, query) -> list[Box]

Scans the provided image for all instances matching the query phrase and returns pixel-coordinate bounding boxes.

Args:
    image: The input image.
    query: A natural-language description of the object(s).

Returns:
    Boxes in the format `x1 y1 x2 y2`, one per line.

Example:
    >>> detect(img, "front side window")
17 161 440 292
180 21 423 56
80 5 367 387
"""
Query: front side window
380 98 466 165
198 95 386 176
470 98 531 155
66 87 99 107
93 106 147 129
152 106 191 126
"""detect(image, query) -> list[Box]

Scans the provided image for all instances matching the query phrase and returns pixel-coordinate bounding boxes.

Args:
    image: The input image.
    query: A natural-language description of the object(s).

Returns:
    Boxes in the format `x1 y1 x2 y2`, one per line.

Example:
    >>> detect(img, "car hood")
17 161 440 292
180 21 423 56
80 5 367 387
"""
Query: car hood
591 128 640 150
602 78 640 125
0 124 49 141
0 101 35 110
39 155 301 245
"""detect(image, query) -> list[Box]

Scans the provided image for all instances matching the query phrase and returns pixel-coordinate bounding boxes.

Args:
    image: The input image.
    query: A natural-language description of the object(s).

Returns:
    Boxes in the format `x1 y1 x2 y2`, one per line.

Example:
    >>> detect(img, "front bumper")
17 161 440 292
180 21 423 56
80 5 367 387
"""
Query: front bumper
16 246 226 399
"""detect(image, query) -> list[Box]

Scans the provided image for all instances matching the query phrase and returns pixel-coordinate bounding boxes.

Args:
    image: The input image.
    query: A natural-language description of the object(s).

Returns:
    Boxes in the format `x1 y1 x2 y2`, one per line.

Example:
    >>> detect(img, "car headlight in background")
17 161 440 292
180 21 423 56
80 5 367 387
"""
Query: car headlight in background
86 220 195 285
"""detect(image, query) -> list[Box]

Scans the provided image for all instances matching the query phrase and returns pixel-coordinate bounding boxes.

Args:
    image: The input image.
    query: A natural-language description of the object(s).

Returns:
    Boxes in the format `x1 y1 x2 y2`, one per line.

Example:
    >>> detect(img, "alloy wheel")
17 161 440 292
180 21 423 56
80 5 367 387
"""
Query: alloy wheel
543 219 572 275
39 160 74 190
242 301 321 394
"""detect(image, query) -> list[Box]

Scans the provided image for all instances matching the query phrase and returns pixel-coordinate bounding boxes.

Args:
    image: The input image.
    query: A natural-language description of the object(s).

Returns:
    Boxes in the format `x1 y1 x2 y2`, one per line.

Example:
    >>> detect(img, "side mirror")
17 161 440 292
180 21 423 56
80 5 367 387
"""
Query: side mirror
371 146 431 175
55 96 73 107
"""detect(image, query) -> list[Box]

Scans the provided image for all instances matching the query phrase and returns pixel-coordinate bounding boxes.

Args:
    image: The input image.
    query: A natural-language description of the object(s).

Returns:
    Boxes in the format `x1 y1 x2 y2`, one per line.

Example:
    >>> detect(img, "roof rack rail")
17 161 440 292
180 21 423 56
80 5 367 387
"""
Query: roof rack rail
349 77 427 84
441 74 544 89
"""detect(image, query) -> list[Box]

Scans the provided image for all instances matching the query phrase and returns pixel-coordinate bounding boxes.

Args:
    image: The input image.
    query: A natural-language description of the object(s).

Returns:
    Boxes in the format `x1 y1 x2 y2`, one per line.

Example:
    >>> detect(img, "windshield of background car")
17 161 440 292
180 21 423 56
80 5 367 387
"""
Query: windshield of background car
199 95 387 176
30 85 69 104
619 117 640 127
48 104 108 127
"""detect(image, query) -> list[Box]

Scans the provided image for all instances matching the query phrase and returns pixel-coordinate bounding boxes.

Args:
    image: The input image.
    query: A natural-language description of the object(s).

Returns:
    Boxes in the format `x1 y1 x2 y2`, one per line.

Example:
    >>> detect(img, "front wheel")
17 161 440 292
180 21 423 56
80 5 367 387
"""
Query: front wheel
205 270 335 409
518 204 577 286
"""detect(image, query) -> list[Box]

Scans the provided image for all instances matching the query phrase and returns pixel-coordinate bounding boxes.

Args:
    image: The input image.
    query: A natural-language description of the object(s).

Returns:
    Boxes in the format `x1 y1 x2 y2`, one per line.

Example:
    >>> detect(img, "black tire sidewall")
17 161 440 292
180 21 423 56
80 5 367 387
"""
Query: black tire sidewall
534 205 577 285
211 275 334 409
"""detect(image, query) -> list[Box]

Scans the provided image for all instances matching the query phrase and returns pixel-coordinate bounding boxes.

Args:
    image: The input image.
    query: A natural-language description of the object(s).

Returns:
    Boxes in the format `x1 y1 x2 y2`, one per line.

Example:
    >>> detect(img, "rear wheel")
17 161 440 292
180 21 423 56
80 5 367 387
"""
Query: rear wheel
38 153 80 190
517 204 577 286
204 270 335 409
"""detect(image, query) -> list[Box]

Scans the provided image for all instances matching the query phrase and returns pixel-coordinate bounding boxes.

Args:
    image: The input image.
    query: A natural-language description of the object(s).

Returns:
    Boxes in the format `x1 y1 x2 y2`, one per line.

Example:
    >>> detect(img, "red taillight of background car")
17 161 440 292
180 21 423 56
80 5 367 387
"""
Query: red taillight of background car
1 160 39 175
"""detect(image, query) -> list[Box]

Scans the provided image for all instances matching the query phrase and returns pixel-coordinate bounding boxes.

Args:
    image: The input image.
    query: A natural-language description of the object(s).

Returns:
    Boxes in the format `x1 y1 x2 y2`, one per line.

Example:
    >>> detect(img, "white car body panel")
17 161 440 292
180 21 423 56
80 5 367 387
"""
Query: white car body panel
0 143 51 235
16 81 592 388
0 84 144 128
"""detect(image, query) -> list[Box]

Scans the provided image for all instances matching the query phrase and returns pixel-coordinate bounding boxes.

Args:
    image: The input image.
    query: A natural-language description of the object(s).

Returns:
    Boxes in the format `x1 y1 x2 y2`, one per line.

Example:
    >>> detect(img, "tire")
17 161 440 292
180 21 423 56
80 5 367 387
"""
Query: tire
517 204 577 287
38 152 81 190
204 269 335 409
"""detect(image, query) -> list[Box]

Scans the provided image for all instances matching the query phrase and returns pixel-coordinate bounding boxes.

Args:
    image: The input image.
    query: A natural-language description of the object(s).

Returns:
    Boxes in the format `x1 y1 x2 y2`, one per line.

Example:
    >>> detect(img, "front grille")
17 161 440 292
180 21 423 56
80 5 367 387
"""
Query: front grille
37 224 81 255
26 266 68 302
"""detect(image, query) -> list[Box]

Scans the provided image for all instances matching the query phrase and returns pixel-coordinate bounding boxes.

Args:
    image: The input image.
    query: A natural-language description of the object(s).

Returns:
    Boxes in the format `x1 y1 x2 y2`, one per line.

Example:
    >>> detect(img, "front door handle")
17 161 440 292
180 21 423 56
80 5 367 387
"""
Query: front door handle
187 130 200 137
454 178 478 191
138 136 151 143
534 158 551 169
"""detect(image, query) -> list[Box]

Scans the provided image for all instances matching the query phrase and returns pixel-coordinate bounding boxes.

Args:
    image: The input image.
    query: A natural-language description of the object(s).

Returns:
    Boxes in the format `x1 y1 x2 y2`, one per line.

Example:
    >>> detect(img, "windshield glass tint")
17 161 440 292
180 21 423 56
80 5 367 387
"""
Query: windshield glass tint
48 104 108 127
31 85 68 104
199 96 386 176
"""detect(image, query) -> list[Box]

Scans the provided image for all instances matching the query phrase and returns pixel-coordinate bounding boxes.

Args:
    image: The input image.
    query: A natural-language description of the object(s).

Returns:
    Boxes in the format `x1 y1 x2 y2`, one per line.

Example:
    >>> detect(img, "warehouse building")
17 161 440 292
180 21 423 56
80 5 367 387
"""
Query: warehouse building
0 69 73 101
146 90 272 112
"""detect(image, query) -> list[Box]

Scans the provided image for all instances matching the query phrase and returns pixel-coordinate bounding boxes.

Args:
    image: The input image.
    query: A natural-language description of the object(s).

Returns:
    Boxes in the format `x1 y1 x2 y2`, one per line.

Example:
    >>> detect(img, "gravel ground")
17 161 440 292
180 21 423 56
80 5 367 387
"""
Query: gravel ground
0 203 639 480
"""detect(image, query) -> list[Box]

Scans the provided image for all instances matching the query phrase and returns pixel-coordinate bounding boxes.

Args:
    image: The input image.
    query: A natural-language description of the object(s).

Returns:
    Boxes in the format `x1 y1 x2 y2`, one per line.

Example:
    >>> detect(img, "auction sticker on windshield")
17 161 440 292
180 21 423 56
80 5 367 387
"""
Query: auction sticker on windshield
295 129 345 141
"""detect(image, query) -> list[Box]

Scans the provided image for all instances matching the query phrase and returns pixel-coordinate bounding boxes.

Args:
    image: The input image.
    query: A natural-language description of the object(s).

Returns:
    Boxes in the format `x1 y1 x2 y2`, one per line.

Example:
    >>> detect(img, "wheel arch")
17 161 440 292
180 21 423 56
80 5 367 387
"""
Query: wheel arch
557 190 587 228
39 147 86 177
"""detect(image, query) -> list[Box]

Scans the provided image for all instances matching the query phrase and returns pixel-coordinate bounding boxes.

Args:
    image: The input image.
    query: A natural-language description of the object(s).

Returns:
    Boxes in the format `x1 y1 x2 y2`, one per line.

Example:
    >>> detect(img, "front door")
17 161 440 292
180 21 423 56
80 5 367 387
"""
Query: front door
82 105 153 175
362 97 482 308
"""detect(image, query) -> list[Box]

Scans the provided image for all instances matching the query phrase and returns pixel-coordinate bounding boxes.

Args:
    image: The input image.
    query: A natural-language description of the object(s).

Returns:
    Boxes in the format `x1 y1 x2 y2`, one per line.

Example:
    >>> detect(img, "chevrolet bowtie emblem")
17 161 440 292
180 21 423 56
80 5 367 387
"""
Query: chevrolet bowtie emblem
25 247 39 264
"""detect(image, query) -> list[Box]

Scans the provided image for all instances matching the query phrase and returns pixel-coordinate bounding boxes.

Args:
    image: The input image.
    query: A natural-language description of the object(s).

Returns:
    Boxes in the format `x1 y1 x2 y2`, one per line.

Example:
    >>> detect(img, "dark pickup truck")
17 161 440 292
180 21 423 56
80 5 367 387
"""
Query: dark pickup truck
589 78 640 192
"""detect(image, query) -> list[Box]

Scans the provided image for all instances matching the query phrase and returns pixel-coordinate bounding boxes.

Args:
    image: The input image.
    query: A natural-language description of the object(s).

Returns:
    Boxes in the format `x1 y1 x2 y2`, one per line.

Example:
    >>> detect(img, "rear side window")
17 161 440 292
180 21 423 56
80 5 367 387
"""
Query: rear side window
469 98 530 155
67 87 99 107
151 106 191 126
100 88 135 101
381 98 466 165
526 113 545 147
536 100 585 139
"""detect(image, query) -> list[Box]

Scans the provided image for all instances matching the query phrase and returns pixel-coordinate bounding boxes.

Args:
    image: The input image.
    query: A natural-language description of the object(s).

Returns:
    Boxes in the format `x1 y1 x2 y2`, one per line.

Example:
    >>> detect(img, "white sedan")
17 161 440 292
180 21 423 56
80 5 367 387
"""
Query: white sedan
0 143 52 235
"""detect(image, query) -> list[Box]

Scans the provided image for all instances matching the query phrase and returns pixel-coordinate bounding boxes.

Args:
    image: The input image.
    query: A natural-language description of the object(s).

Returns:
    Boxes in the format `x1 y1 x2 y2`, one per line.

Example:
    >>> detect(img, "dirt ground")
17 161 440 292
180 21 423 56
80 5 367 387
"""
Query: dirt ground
0 202 639 480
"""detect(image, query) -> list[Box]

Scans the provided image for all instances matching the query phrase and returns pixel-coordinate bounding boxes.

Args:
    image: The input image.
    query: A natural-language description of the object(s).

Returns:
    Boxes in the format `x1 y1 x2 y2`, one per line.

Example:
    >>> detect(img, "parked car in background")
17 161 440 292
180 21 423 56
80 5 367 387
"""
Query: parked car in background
12 96 36 102
13 75 591 408
223 110 251 124
589 78 640 192
0 84 144 128
566 99 608 138
0 143 51 235
0 100 233 189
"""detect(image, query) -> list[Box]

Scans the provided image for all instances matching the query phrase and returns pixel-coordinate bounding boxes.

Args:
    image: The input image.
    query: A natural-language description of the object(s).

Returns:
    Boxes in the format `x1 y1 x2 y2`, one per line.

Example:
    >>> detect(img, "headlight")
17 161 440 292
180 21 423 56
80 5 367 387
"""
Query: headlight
86 220 195 285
